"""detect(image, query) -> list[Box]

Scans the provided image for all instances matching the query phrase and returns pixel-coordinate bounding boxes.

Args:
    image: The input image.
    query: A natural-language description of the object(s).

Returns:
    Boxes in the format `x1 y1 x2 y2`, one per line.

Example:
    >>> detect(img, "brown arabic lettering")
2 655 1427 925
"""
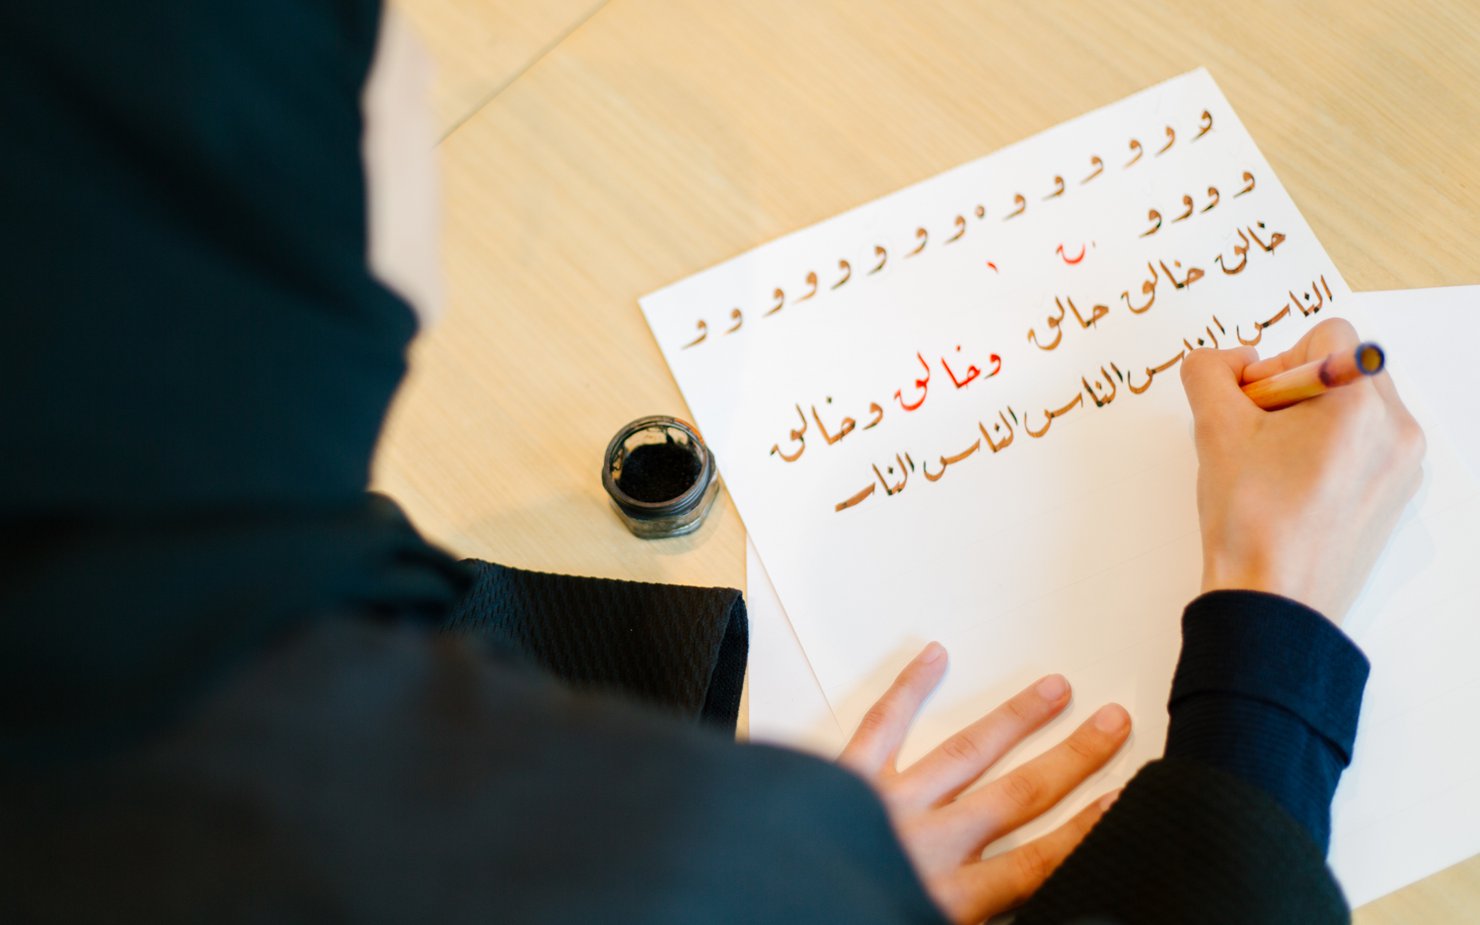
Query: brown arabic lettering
1156 126 1176 155
769 404 807 462
1123 262 1158 314
683 319 708 349
1083 366 1119 408
811 399 856 446
834 481 875 512
1064 296 1109 329
1028 298 1066 352
1194 109 1213 140
873 455 911 496
1216 230 1250 275
980 411 1016 453
798 271 819 302
1172 194 1195 223
1246 221 1286 253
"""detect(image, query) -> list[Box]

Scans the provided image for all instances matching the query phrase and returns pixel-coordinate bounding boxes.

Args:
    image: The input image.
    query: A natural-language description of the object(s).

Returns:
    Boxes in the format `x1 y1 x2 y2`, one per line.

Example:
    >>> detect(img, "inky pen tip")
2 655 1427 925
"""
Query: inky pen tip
1357 342 1385 375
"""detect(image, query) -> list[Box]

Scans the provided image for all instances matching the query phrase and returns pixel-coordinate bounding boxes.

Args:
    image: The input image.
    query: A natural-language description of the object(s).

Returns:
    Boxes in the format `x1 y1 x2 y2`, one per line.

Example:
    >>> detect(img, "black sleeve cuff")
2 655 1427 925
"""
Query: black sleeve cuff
443 561 749 731
1165 590 1370 850
1014 759 1350 925
1171 590 1369 760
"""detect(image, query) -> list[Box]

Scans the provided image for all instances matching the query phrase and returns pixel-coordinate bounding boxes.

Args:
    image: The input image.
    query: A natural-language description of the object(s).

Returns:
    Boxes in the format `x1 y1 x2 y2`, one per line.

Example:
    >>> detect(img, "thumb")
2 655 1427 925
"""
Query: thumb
1181 347 1259 427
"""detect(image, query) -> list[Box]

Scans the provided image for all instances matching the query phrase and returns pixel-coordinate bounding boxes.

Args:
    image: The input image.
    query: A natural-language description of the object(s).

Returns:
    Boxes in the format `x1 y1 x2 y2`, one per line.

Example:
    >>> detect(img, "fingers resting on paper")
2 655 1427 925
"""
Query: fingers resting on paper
839 644 1129 923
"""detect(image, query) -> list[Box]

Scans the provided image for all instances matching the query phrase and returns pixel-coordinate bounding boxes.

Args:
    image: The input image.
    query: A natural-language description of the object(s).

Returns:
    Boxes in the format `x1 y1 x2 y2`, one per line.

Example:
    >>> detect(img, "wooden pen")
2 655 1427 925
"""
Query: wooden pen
1241 342 1385 411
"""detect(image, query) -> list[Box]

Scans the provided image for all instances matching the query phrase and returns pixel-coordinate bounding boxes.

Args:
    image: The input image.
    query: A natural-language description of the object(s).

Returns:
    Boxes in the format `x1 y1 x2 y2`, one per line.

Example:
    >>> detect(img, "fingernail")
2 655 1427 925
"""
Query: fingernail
1036 674 1068 701
920 642 945 663
1094 704 1129 733
1099 788 1123 811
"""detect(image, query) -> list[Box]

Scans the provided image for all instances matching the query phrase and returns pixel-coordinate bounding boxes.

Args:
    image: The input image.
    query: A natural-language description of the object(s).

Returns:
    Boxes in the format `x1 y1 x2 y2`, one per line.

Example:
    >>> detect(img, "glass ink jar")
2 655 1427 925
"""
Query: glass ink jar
602 415 719 539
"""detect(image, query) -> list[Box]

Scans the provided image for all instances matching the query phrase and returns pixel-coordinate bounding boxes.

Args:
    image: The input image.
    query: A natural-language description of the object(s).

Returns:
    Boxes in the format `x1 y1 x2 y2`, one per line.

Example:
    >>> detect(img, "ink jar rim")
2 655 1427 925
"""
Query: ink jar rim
602 415 718 537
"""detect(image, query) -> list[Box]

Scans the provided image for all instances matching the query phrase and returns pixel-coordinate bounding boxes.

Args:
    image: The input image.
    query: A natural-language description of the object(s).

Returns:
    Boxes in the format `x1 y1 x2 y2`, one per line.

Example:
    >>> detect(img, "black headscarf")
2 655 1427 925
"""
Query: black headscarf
0 0 466 756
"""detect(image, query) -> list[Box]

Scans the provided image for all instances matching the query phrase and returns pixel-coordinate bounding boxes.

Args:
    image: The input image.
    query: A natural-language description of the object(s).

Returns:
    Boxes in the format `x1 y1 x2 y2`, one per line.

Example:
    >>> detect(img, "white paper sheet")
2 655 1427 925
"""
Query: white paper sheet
1361 287 1480 481
642 69 1478 857
748 286 1480 908
744 540 846 757
1323 286 1480 906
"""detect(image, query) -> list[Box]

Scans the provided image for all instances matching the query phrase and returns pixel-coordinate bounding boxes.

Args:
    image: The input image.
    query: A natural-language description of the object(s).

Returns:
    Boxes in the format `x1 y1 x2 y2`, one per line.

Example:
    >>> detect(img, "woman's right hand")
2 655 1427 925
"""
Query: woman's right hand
1179 317 1426 621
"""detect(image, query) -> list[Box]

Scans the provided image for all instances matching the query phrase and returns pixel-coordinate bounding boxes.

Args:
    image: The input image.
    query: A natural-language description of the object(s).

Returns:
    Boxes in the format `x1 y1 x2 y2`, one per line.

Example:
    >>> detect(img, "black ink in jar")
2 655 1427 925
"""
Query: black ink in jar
602 415 719 539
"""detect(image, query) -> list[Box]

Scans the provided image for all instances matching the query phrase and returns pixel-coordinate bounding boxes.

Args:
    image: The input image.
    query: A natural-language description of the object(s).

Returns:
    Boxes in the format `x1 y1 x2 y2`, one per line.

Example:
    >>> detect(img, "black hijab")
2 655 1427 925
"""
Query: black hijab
0 0 466 756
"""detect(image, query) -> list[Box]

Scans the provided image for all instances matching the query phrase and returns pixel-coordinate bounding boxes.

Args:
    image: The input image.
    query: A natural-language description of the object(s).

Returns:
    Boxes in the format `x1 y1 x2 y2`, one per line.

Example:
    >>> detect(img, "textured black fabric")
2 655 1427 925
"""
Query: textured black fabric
1167 591 1369 848
1016 759 1350 925
445 562 748 728
0 496 468 762
0 619 947 925
1173 591 1368 760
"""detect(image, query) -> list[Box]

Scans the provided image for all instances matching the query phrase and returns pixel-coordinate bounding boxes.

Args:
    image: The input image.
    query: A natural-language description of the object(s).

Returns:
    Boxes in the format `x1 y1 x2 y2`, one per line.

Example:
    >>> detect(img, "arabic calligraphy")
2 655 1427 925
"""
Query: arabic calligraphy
771 345 1003 464
1030 220 1289 350
1235 274 1334 344
835 272 1333 512
1138 169 1256 237
680 104 1219 350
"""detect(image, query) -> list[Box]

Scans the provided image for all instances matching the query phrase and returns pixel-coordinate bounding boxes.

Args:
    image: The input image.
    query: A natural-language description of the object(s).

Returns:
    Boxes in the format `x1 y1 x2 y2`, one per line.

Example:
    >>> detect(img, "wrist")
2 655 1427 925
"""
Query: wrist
1201 556 1284 599
1200 552 1326 619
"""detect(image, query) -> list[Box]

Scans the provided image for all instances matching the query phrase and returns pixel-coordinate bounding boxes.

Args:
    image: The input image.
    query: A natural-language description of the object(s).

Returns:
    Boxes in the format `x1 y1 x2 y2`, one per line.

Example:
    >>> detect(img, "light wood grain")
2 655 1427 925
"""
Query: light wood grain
374 0 1480 917
393 0 606 136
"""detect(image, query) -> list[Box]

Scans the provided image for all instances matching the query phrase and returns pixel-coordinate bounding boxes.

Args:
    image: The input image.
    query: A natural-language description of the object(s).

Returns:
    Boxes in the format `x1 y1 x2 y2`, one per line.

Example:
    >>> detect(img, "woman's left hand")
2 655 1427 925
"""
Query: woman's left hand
837 643 1131 924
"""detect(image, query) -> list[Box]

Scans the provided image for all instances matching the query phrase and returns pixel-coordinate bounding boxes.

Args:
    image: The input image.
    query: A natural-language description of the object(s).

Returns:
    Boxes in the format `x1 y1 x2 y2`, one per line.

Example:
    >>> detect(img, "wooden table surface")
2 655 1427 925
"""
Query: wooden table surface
375 2 1480 919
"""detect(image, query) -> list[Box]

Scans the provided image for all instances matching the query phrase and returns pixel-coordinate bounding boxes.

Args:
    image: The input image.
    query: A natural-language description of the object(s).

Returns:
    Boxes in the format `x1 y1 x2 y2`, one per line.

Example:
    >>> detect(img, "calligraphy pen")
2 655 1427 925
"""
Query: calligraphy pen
1240 342 1385 411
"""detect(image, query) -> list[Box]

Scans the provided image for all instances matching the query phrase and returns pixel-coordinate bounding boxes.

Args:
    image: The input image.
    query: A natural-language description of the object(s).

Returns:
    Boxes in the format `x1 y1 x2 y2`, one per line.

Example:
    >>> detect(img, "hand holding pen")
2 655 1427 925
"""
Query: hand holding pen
1181 319 1425 620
